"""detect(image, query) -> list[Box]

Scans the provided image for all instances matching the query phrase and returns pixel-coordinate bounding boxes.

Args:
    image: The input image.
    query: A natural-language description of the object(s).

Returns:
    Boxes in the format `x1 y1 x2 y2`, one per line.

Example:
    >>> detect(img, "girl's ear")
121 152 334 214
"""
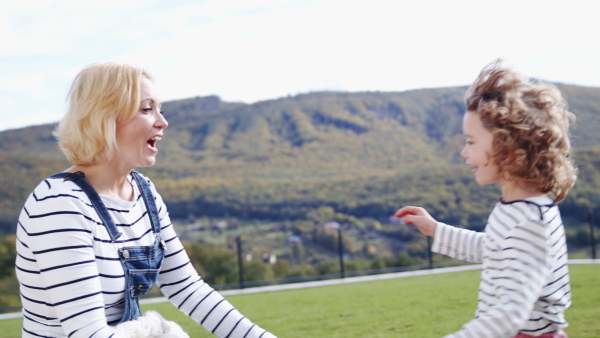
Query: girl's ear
483 152 492 167
500 152 511 165
499 152 517 181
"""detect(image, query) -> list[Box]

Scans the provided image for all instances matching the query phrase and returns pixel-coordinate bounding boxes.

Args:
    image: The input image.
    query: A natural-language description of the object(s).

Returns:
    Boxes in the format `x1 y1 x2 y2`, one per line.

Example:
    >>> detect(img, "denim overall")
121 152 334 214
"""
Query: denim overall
50 170 165 324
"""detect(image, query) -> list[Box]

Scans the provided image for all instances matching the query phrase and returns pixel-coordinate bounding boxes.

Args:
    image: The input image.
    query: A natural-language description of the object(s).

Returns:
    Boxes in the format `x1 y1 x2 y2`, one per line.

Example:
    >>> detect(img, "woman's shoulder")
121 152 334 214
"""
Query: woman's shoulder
19 174 99 233
26 173 93 209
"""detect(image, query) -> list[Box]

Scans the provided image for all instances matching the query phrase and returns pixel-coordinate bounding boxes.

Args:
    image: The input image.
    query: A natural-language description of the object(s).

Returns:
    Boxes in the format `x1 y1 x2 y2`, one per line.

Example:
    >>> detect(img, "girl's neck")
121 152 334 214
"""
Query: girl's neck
500 179 546 202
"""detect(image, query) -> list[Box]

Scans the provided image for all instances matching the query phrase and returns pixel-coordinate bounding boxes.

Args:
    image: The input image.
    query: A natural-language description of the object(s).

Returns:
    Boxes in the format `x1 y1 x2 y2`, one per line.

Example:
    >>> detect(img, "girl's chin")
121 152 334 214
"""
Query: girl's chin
475 177 497 186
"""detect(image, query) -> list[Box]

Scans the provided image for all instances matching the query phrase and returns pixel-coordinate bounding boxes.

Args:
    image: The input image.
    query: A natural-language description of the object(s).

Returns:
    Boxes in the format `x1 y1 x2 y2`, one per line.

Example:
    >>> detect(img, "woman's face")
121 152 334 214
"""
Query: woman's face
460 111 500 186
114 77 168 169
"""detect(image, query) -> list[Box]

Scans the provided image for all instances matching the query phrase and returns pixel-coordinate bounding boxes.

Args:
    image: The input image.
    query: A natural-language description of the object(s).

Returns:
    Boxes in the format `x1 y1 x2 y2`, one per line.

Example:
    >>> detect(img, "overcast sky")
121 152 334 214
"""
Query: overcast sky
1 0 598 131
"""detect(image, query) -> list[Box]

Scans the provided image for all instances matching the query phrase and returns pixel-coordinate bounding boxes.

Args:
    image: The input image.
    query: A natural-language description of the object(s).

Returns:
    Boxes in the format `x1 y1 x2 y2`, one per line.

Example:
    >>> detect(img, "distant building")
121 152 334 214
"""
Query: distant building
323 222 340 230
262 253 277 264
210 220 227 232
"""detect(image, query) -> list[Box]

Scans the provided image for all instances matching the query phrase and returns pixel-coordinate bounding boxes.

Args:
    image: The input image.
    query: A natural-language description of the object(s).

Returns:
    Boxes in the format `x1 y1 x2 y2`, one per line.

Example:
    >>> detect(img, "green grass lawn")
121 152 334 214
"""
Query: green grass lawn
1 263 598 337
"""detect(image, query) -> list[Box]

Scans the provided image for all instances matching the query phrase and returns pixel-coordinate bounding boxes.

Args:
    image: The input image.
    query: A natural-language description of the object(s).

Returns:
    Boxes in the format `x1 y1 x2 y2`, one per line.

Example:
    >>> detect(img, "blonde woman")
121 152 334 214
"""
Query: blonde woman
16 62 276 338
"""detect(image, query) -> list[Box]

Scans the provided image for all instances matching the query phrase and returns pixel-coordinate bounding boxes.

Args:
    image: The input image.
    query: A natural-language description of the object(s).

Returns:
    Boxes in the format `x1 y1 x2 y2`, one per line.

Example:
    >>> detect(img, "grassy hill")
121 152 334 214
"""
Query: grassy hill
1 84 600 308
1 84 600 232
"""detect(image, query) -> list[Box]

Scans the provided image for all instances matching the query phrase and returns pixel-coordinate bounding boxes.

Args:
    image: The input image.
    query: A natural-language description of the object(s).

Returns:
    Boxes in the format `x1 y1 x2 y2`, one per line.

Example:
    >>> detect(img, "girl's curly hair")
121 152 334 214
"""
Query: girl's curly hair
465 60 577 202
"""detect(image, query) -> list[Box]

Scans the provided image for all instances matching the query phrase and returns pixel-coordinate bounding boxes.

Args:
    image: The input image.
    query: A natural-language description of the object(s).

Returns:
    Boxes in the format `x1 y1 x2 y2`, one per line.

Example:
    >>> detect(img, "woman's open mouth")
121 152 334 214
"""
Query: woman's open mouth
147 136 162 151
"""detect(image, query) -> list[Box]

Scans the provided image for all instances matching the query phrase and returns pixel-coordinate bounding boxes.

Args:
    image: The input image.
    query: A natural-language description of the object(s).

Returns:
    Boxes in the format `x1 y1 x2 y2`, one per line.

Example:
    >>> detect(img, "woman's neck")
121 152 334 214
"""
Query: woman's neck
67 163 134 201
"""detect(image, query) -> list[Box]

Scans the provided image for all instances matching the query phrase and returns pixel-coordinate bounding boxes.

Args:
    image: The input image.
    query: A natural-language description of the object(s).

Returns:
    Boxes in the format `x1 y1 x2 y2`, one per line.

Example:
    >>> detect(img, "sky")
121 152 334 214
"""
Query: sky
1 0 599 131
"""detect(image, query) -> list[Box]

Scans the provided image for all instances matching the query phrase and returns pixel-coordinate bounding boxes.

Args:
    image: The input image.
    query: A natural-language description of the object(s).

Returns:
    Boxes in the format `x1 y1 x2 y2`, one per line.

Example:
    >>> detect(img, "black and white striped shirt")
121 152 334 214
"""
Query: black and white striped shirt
16 173 274 338
433 196 571 337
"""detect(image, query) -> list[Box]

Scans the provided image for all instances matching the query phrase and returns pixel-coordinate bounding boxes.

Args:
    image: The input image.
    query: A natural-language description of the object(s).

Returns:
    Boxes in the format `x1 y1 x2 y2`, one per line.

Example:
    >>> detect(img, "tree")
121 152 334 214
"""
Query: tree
291 241 305 262
243 260 274 282
0 234 16 278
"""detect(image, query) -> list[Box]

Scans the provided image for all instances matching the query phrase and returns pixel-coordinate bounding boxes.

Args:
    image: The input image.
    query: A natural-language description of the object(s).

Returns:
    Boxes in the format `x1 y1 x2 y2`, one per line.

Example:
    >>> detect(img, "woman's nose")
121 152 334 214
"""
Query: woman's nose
156 112 168 129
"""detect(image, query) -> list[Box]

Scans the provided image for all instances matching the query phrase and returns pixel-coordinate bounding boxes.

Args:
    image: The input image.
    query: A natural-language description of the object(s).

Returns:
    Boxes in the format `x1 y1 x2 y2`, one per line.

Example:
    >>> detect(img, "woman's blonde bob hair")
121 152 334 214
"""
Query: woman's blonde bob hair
465 59 577 202
54 62 153 166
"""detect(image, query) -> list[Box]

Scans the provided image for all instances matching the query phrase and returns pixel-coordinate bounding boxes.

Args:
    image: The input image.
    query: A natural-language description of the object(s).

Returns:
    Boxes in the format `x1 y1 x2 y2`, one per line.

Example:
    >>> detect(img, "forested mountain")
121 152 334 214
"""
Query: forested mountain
1 84 600 233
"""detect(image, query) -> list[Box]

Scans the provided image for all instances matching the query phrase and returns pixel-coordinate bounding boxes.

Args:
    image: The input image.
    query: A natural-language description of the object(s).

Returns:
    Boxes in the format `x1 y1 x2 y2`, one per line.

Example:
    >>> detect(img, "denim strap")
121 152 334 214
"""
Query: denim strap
50 171 161 238
131 171 161 234
50 171 122 243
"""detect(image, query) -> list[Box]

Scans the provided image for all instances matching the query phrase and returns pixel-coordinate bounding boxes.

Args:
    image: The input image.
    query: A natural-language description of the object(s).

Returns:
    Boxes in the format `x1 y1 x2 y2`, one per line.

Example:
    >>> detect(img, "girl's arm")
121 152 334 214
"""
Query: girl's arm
444 219 550 337
395 206 485 262
432 222 485 263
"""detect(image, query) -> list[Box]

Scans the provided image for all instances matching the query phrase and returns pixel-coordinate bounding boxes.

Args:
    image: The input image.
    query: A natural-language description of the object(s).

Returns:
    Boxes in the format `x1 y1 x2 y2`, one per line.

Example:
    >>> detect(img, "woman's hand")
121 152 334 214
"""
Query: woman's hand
394 206 437 237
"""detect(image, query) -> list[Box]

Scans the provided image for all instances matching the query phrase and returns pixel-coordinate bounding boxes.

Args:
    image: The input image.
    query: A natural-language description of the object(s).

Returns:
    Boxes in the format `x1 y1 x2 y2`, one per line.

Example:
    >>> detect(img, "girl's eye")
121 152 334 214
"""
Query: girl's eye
142 107 153 113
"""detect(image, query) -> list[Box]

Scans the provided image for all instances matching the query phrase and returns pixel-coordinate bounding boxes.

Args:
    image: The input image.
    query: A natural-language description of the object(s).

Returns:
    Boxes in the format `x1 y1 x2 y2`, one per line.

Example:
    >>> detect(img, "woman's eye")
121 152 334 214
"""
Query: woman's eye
142 107 153 113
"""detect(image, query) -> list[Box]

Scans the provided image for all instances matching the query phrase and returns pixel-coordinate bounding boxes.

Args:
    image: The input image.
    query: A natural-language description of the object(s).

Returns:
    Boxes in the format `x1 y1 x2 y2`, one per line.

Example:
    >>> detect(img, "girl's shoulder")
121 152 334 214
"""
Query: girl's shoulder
498 196 555 218
492 196 560 235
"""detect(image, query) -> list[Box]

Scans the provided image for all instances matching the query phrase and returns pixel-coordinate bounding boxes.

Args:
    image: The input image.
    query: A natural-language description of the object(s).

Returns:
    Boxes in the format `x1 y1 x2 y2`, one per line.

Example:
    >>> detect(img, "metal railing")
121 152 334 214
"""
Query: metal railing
1 209 599 314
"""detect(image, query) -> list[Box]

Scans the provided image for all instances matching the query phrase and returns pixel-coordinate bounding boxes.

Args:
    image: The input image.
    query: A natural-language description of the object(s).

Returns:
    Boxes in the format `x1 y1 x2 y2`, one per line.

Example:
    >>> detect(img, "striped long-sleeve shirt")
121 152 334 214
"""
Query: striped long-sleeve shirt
16 172 275 338
432 196 570 337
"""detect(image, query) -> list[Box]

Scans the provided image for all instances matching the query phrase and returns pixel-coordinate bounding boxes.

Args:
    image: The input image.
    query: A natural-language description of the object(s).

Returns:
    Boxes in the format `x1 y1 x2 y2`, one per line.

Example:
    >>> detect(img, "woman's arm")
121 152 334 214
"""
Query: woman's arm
16 180 115 337
150 182 276 338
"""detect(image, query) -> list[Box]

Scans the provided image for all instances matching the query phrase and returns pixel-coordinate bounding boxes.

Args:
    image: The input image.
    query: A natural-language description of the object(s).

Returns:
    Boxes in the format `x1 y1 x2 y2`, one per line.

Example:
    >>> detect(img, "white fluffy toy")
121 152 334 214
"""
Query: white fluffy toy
113 311 190 338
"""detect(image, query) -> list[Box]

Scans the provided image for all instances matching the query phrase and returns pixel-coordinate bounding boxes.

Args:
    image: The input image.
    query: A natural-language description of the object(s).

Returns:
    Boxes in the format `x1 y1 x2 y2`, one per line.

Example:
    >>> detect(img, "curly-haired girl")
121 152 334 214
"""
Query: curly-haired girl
395 60 577 338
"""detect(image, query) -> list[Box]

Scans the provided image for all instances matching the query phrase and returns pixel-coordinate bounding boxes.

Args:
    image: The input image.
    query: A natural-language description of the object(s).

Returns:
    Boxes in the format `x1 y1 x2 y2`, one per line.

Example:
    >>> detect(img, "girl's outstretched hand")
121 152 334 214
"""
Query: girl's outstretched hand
394 206 437 237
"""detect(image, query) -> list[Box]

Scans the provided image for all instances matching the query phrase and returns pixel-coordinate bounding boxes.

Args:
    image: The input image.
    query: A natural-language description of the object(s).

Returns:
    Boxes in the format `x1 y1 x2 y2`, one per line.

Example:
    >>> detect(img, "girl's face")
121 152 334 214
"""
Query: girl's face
460 111 500 186
114 77 168 169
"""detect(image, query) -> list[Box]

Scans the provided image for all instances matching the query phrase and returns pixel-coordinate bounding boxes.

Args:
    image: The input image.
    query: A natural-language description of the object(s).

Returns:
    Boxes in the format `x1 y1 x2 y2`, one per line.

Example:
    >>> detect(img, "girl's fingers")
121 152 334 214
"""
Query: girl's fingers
394 206 419 218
